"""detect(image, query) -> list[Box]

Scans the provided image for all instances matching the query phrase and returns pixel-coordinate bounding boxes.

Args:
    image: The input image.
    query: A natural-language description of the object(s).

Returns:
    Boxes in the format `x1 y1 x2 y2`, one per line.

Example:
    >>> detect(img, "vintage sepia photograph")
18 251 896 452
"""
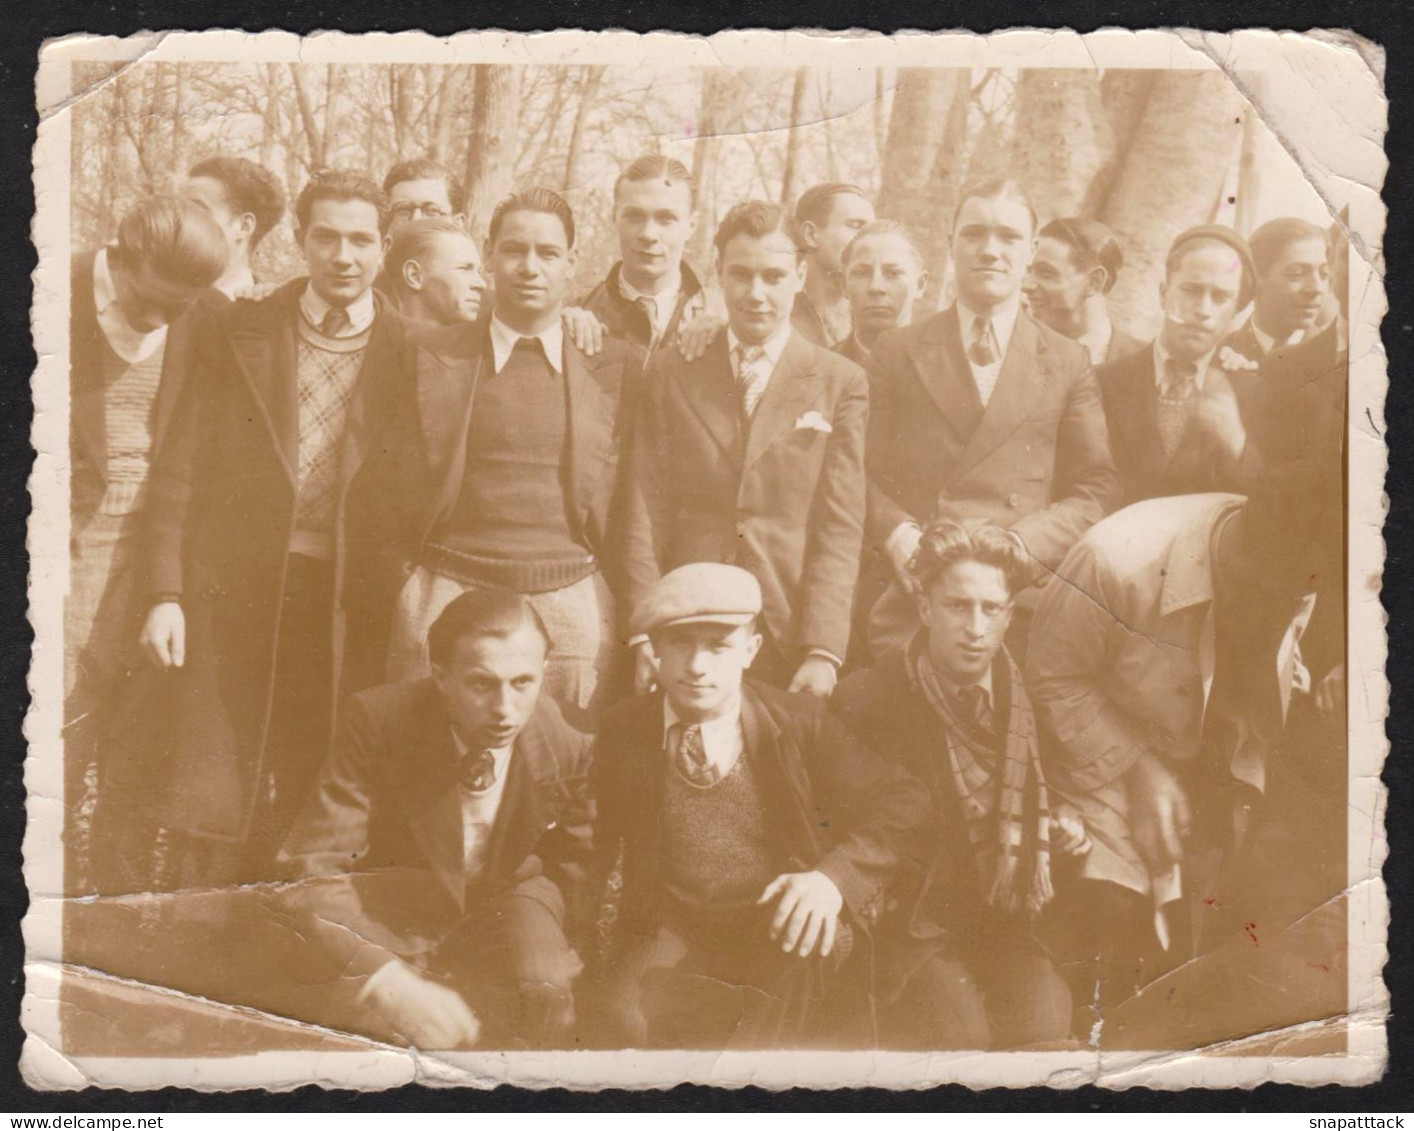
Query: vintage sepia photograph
24 28 1388 1091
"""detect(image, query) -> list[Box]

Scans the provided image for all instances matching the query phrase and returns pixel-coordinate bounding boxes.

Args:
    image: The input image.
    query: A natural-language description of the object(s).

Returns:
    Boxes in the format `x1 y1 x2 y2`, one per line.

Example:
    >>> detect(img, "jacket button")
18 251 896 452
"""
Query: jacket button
1007 493 1022 508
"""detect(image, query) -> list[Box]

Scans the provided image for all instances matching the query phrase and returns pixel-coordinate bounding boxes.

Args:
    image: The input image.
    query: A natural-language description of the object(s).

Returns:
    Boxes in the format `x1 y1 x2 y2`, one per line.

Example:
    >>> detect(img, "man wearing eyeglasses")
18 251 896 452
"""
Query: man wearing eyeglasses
383 157 467 234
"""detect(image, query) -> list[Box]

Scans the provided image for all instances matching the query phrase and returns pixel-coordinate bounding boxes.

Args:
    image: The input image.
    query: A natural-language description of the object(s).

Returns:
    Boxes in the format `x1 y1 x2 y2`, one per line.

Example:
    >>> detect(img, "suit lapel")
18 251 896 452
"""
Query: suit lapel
483 707 560 885
739 684 816 867
415 328 484 540
564 339 621 534
674 335 742 461
401 690 467 911
742 333 827 473
339 303 404 494
908 308 984 444
227 284 301 484
949 311 1049 482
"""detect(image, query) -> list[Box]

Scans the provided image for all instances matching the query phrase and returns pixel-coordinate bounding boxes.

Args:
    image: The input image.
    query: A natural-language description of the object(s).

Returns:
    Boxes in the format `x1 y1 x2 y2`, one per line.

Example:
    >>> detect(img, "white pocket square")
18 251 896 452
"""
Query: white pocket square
794 411 833 434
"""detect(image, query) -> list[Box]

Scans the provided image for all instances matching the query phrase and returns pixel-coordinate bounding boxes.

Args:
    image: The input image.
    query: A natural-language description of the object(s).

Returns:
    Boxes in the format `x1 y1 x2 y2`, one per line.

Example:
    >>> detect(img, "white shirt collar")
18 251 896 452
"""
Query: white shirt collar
1077 314 1114 367
93 247 168 365
934 661 995 711
489 313 565 376
1153 337 1215 394
662 692 745 778
1250 318 1304 356
216 266 256 302
619 268 682 339
299 281 376 338
726 322 792 375
956 294 1022 365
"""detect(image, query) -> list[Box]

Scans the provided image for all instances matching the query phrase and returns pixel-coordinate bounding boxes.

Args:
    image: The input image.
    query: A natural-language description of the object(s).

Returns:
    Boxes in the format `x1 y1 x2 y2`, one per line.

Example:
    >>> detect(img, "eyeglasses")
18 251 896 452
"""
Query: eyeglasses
390 202 450 221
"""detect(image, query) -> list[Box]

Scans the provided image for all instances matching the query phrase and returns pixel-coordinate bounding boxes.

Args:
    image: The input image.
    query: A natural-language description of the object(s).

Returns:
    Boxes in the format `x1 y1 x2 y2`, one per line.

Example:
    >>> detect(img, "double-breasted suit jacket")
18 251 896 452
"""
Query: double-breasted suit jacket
1096 342 1248 506
278 678 595 990
623 332 869 663
864 306 1120 572
401 320 644 601
138 278 415 842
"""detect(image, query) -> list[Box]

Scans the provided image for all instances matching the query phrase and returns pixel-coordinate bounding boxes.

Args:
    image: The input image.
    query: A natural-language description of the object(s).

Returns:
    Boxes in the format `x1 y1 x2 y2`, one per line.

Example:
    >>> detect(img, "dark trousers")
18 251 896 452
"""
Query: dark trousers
246 553 336 874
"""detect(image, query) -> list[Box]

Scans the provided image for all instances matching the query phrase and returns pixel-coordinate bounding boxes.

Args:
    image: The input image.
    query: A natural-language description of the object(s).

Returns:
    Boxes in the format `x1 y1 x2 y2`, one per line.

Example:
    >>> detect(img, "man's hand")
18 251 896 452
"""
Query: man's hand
365 960 481 1049
886 522 923 598
676 313 726 362
561 307 606 357
1313 662 1345 721
1049 802 1091 856
758 871 844 958
788 656 838 699
139 601 186 669
1126 749 1191 874
1192 387 1247 464
632 640 659 695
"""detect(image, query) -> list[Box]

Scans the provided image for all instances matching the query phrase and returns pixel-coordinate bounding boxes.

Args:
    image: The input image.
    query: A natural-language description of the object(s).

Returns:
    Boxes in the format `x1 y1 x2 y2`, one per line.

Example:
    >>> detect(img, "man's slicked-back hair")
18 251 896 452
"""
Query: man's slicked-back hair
841 218 928 271
952 178 1038 237
713 200 804 259
909 517 1032 602
613 154 695 209
110 194 229 290
1248 216 1328 277
295 169 389 236
187 155 288 249
427 587 554 669
488 187 576 249
385 218 476 296
794 182 872 228
382 157 468 216
1038 217 1125 295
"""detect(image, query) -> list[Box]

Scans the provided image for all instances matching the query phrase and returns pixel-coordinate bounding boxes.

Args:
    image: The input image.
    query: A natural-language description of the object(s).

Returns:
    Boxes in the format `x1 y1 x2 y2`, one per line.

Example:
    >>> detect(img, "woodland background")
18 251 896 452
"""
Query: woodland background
68 61 1330 338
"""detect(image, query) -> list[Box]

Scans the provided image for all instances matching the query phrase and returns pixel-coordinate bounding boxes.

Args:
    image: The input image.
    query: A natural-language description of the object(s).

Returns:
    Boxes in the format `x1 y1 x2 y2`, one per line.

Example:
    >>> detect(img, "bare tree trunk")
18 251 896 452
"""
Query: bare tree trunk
430 66 469 164
873 68 888 168
259 64 281 168
289 64 324 169
1010 69 1110 223
463 65 522 239
686 68 741 272
1080 69 1159 218
562 66 606 193
170 64 186 178
322 65 342 167
779 68 809 204
1232 85 1264 237
1099 70 1247 339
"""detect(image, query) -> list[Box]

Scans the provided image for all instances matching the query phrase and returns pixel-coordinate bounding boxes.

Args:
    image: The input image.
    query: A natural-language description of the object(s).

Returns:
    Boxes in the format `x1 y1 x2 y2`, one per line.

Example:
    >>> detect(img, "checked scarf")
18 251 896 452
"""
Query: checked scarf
907 640 1054 916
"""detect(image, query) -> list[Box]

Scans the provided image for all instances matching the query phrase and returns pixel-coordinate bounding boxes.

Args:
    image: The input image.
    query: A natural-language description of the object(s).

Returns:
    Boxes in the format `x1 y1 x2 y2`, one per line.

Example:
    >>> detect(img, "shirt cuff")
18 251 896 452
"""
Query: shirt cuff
885 521 922 559
805 648 843 668
628 634 650 650
353 957 401 1007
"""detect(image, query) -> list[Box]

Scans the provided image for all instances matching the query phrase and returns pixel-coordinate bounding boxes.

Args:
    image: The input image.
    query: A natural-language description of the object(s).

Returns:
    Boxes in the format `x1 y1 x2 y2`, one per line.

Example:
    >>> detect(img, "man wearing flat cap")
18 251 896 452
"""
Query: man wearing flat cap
589 563 930 1048
1095 224 1258 506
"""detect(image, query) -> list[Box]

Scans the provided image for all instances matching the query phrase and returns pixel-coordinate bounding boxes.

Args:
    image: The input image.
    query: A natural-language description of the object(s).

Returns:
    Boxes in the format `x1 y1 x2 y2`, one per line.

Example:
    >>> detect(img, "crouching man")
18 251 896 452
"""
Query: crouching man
833 520 1085 1049
278 587 594 1049
591 563 930 1048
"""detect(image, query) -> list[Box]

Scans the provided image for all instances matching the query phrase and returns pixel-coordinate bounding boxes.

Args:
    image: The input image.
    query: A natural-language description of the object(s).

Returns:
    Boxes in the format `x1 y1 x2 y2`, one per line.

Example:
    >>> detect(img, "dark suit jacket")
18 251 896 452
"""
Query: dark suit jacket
278 678 594 986
1096 341 1248 505
70 251 225 535
403 319 644 600
834 335 870 368
864 306 1119 572
1105 326 1145 365
592 679 931 939
576 261 711 363
1222 319 1269 366
624 331 868 661
139 278 415 840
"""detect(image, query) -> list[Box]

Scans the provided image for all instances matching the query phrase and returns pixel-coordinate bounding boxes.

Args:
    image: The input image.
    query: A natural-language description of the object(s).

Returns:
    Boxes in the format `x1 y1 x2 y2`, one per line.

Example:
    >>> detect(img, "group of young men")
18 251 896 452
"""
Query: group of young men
66 147 1348 1051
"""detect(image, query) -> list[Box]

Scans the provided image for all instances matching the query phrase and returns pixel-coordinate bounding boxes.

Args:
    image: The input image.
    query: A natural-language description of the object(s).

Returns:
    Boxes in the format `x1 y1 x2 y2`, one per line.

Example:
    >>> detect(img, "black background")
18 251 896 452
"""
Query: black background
0 0 1407 1112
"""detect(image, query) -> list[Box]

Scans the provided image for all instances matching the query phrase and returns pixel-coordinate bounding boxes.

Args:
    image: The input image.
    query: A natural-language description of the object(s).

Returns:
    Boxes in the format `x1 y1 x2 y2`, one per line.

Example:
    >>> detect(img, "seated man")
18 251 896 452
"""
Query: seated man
383 217 488 326
833 520 1082 1050
592 563 930 1049
278 588 594 1049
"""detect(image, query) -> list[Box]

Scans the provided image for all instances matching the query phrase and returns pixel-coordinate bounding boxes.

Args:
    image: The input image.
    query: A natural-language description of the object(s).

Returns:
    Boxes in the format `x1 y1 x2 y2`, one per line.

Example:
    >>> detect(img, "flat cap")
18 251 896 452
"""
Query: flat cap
632 563 762 636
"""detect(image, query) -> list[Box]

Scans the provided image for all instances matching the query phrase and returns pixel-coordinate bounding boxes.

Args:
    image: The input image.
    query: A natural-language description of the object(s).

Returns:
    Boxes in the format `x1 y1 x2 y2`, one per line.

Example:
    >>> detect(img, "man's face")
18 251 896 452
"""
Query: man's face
806 192 875 275
409 230 488 325
919 559 1014 685
1254 236 1330 339
951 195 1035 310
387 177 458 234
182 174 252 258
1159 241 1244 362
110 258 208 333
1023 236 1094 334
488 209 576 325
299 197 384 307
614 177 694 287
652 621 761 722
719 230 806 345
431 624 547 751
843 233 928 338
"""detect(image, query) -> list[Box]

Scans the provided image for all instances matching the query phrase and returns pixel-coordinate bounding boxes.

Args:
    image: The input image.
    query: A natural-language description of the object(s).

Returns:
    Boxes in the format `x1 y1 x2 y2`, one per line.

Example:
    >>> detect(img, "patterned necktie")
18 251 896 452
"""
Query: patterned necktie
673 722 718 787
634 295 660 348
1157 357 1202 457
967 317 999 367
321 305 352 339
1162 358 1200 401
734 343 771 417
957 684 994 735
458 748 498 793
